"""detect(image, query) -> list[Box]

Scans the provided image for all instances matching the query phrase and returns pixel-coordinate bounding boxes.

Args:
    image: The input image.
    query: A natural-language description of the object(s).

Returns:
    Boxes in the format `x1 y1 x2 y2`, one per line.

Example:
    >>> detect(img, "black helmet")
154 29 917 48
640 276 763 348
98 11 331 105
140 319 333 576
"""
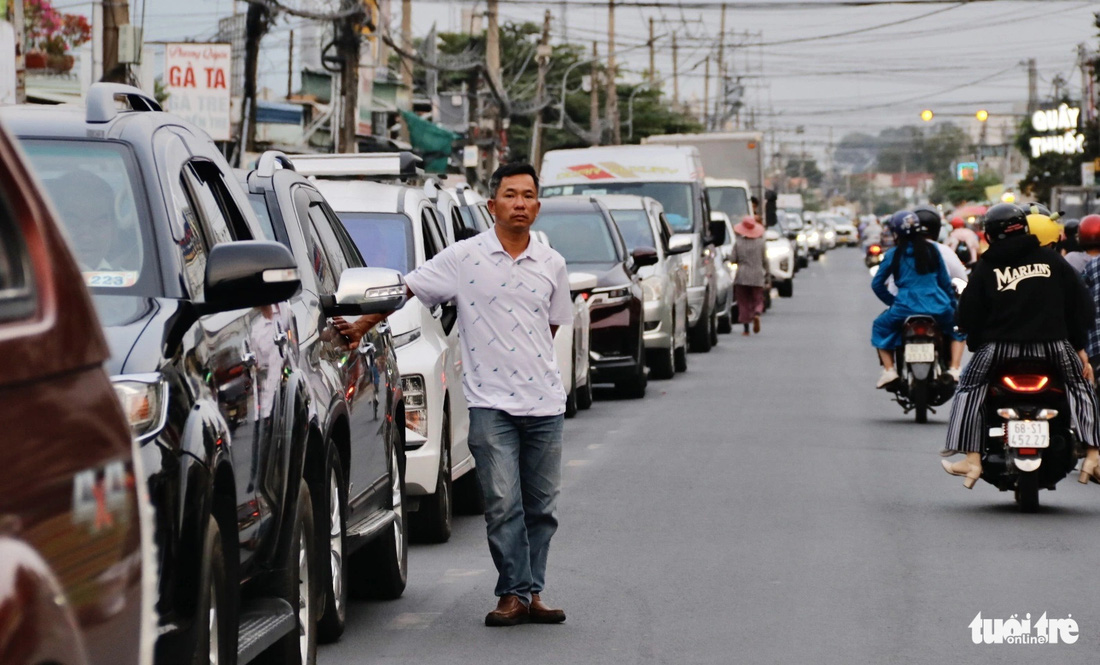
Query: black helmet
984 203 1028 242
912 204 942 239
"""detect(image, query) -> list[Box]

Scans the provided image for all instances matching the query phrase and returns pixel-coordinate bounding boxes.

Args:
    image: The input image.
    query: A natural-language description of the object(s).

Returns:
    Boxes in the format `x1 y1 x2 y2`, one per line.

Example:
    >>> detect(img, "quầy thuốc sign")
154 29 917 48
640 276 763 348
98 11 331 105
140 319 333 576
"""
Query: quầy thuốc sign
1028 103 1084 159
164 43 232 141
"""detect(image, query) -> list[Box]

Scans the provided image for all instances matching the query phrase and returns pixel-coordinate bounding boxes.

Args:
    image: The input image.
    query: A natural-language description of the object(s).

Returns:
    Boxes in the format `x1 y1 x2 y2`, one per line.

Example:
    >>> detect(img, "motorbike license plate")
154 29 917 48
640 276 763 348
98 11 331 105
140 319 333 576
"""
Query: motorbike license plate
904 343 935 363
1006 420 1050 449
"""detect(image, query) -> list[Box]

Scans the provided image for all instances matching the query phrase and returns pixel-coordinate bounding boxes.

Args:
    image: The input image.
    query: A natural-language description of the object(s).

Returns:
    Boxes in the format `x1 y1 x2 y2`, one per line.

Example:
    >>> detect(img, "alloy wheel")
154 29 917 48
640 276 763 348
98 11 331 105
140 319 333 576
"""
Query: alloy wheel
208 578 219 665
391 446 406 573
327 470 343 620
298 524 312 664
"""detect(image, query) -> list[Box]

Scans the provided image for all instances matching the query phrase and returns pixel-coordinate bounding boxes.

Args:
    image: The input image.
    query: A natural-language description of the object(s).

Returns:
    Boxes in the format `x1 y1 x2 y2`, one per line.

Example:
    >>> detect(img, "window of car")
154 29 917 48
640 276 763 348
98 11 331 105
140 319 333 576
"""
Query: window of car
609 209 657 252
421 207 444 260
450 208 465 240
0 188 35 323
183 161 254 246
308 201 351 282
707 186 750 223
314 200 365 269
543 182 696 232
335 211 415 274
21 139 159 295
292 188 336 293
535 211 620 264
246 191 279 242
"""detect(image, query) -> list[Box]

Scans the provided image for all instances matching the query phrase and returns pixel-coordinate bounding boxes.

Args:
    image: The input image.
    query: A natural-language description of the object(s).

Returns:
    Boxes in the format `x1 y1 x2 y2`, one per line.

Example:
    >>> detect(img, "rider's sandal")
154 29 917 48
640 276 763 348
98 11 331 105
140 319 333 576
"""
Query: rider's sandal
1079 448 1100 484
941 452 982 489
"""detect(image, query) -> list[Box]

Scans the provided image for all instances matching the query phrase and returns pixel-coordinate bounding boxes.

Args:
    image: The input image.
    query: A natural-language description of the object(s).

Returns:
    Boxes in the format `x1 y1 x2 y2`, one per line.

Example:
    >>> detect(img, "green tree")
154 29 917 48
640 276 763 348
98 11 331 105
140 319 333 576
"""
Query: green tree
784 158 823 188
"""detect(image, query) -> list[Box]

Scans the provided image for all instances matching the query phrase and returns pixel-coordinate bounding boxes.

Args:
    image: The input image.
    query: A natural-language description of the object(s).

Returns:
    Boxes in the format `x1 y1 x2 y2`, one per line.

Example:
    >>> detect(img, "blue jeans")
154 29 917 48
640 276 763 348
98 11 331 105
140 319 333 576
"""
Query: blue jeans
468 408 563 604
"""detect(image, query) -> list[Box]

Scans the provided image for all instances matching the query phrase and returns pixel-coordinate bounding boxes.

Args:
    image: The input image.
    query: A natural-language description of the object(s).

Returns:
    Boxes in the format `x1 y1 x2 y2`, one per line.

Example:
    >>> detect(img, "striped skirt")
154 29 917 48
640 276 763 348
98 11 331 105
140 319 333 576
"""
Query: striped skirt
944 340 1099 454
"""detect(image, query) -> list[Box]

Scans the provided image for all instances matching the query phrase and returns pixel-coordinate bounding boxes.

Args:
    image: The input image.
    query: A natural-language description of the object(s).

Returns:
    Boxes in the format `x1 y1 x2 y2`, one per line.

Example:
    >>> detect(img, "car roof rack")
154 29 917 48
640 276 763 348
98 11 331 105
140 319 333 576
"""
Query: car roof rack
85 82 162 124
289 151 423 181
256 150 297 177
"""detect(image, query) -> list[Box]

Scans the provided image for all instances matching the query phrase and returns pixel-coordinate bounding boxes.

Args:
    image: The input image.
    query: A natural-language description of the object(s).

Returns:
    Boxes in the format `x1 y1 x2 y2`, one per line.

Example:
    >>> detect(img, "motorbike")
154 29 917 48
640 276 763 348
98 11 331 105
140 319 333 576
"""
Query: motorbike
865 243 884 268
977 358 1079 511
889 315 956 422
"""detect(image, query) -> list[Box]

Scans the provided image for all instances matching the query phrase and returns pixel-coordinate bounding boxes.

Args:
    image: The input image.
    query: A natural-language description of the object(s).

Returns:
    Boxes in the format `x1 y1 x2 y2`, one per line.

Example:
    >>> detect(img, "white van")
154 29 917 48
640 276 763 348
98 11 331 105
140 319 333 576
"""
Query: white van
540 145 722 352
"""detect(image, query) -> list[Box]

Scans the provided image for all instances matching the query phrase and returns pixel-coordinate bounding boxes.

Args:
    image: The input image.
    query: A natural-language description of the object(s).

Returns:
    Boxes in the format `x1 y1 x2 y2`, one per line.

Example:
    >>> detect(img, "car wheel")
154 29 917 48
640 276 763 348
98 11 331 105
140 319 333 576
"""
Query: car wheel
616 356 648 399
564 350 578 418
709 307 719 347
576 362 594 410
257 480 317 665
717 300 733 334
648 340 675 380
192 515 234 665
412 411 452 544
674 308 688 372
688 303 712 353
355 443 408 598
316 444 347 643
777 279 793 298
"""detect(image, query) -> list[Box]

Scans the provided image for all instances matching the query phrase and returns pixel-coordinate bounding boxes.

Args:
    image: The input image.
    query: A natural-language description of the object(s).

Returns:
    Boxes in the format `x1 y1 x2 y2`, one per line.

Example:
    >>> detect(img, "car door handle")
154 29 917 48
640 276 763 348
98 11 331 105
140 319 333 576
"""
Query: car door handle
430 305 443 319
273 331 288 347
241 351 257 368
358 342 375 357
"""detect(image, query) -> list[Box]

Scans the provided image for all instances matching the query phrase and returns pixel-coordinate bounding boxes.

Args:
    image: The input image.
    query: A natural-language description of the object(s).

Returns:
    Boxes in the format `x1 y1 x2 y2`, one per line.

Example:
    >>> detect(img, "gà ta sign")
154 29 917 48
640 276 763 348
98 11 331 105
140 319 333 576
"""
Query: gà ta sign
1029 103 1084 159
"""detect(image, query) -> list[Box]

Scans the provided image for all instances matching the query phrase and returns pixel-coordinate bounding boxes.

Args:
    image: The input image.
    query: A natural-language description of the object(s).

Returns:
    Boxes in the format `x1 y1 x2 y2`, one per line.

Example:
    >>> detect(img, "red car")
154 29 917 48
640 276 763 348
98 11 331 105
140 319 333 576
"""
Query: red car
0 120 151 665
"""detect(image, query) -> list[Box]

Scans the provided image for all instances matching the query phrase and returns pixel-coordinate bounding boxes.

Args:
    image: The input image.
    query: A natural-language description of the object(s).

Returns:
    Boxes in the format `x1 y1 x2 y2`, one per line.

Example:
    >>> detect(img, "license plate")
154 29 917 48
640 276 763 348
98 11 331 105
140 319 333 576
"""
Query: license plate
1006 420 1050 449
904 343 935 363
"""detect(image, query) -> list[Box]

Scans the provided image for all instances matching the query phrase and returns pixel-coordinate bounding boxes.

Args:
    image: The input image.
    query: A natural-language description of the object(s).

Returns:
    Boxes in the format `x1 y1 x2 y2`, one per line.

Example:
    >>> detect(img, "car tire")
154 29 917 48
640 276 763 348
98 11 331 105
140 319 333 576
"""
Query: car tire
717 303 733 334
616 359 647 398
564 350 579 418
576 362 594 410
316 444 347 644
709 307 719 347
412 411 452 544
777 279 793 298
192 515 235 665
689 303 712 353
674 308 688 373
257 480 317 665
648 341 675 380
354 443 408 599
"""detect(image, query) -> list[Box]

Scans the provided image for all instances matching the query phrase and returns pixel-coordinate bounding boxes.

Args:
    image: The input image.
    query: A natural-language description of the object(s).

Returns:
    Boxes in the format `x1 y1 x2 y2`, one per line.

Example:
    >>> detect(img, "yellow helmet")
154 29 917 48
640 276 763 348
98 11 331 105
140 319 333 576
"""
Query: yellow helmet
1026 204 1064 247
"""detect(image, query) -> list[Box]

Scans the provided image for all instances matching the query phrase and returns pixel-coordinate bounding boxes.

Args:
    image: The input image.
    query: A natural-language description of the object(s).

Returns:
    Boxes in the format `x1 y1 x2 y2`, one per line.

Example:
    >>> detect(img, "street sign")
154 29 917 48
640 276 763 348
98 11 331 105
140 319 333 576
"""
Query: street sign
164 43 232 141
956 162 978 182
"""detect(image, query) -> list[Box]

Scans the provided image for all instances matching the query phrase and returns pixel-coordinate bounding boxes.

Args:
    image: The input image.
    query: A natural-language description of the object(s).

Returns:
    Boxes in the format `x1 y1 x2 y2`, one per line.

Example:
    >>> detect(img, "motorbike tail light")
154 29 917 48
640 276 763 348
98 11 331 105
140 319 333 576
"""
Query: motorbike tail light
869 245 882 255
1002 374 1050 393
909 323 929 336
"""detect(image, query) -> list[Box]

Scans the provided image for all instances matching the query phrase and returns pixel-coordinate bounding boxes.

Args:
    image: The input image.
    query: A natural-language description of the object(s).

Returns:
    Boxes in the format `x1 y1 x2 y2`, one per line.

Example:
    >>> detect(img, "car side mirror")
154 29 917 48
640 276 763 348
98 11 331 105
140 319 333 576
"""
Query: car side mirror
709 220 727 246
667 234 692 255
202 241 301 314
765 229 780 241
631 246 659 269
321 267 408 316
568 271 598 298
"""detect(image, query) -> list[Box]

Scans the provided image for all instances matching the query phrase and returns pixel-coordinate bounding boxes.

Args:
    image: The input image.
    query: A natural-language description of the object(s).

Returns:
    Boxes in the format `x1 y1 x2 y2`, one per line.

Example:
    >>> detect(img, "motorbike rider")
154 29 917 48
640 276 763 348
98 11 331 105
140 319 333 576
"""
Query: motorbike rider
1027 203 1064 251
941 202 1100 488
1076 215 1100 371
1063 214 1098 274
946 217 980 266
871 211 959 389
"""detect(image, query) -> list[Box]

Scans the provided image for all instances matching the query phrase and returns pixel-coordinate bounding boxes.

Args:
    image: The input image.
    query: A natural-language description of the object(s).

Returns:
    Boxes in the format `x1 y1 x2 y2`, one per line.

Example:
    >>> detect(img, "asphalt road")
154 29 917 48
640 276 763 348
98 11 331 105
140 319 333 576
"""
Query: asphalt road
320 248 1100 664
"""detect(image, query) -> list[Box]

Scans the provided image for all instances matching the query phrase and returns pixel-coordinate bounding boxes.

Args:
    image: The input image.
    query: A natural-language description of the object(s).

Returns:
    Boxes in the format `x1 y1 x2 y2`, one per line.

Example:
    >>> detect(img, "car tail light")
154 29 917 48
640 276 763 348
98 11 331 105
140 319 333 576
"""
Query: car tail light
869 245 882 255
1002 374 1049 393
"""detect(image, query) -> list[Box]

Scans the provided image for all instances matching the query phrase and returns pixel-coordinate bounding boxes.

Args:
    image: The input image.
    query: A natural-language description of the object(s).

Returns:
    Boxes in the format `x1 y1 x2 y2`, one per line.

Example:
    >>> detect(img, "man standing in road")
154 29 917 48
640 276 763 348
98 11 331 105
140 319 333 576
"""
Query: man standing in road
403 162 572 626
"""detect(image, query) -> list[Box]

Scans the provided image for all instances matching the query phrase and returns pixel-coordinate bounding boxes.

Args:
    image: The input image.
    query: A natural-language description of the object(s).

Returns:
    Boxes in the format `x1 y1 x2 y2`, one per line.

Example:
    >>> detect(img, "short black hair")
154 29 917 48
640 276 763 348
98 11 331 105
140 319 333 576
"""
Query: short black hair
489 162 539 199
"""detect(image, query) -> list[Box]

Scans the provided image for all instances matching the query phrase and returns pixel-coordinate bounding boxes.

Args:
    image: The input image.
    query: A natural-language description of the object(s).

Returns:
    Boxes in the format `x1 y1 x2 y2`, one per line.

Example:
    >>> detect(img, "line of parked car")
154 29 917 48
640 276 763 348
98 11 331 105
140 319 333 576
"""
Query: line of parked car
0 83 850 665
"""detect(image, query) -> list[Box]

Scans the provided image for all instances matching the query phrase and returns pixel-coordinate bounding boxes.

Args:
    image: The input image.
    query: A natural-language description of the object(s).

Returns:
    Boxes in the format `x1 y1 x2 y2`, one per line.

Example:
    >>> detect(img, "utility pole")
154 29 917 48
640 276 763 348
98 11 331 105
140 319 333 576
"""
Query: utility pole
590 41 600 144
287 30 294 98
1027 58 1038 115
487 0 502 172
242 2 272 153
398 0 413 142
335 0 364 153
606 0 620 144
648 17 655 85
530 10 552 170
716 4 726 128
12 0 25 103
703 56 710 130
101 0 130 82
672 32 679 108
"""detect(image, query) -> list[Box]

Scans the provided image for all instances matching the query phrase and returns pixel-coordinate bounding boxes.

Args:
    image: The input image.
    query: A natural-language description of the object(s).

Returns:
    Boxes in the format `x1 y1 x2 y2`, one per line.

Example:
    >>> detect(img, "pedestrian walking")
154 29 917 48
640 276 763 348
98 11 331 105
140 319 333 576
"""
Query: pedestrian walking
403 162 573 626
730 214 768 336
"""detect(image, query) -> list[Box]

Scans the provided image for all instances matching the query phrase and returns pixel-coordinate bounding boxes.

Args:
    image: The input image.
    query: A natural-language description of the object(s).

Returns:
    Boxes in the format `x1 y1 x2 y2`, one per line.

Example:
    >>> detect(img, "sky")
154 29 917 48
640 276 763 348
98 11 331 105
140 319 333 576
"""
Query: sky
58 0 1100 161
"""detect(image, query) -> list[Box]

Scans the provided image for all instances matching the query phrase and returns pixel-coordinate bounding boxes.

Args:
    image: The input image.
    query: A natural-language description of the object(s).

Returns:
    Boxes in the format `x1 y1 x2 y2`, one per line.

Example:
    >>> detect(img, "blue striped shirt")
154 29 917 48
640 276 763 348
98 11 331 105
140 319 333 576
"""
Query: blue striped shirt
1081 255 1100 360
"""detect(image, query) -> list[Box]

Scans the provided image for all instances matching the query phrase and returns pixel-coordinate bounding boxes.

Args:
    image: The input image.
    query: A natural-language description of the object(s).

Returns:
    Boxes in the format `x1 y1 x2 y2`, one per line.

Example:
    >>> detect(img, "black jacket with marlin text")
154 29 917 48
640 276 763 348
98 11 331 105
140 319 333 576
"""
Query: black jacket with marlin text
957 234 1092 352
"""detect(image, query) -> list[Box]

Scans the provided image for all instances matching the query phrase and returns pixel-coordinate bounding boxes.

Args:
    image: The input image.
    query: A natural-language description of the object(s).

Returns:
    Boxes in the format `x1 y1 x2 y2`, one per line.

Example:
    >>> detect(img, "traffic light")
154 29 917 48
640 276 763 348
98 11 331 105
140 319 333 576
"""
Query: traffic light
975 109 989 122
920 109 934 122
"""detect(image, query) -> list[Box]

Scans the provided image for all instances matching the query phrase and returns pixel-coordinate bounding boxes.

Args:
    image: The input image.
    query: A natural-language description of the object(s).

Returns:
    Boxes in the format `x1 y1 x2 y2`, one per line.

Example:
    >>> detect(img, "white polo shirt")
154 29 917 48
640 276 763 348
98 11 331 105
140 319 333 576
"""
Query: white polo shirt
405 229 573 417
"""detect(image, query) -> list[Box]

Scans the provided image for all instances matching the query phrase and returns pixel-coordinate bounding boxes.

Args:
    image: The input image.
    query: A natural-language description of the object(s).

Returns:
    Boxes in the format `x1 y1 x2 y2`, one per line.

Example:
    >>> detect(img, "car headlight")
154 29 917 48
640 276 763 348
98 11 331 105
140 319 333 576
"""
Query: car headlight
641 277 664 302
797 233 806 243
112 374 168 443
401 374 429 438
392 327 422 349
591 284 633 306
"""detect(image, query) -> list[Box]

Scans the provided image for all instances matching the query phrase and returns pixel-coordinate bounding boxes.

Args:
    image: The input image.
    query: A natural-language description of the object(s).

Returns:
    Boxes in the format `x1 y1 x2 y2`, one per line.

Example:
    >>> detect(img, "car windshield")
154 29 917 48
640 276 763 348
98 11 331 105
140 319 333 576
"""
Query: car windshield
542 182 695 232
784 215 804 231
535 212 620 263
336 211 415 274
21 139 157 294
609 209 656 252
707 187 750 222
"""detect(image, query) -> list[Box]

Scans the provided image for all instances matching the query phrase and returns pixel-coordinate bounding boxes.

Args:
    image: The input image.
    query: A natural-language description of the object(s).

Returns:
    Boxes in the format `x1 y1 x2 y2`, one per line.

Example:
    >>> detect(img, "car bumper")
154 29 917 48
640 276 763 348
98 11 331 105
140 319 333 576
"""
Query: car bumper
396 338 447 497
642 299 673 349
589 299 642 382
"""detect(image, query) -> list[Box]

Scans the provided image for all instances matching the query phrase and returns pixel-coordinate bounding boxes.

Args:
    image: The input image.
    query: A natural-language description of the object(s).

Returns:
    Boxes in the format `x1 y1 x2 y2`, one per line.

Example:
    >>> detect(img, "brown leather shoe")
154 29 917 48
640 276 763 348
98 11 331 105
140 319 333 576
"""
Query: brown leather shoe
485 595 529 627
529 593 566 624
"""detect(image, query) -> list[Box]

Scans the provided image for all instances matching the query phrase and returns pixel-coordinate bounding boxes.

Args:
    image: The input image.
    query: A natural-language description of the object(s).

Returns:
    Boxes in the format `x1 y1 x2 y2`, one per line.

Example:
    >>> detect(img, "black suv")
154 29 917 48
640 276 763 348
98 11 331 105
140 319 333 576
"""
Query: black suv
5 84 403 665
240 151 408 642
534 197 656 398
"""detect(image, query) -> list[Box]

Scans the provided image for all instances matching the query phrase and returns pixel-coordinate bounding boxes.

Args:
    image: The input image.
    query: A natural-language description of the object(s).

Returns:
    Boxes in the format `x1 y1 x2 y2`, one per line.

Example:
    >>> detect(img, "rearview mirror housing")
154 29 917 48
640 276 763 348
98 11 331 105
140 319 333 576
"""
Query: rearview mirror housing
321 267 408 316
709 220 728 246
631 246 659 269
202 241 301 314
668 234 693 255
